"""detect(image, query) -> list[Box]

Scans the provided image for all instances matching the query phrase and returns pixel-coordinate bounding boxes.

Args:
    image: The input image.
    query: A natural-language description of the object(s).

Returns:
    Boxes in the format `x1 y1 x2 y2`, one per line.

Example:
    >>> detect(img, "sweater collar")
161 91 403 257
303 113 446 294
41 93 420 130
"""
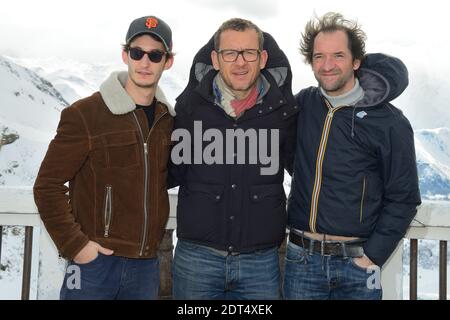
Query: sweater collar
320 78 365 108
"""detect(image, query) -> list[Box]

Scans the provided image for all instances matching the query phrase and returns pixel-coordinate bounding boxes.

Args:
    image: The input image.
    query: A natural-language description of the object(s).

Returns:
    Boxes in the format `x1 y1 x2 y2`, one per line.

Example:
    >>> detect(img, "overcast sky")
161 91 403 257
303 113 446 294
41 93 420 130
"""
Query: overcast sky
1 0 449 127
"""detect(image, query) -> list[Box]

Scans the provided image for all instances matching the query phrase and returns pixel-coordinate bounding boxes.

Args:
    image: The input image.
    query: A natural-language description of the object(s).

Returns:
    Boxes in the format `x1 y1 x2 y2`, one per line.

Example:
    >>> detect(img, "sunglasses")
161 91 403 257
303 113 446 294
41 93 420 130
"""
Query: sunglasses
128 47 167 63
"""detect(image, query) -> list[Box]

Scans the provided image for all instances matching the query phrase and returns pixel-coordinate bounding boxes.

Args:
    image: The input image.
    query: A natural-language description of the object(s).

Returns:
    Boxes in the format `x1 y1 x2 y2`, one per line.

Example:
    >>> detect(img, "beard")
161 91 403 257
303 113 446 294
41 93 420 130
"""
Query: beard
316 69 355 95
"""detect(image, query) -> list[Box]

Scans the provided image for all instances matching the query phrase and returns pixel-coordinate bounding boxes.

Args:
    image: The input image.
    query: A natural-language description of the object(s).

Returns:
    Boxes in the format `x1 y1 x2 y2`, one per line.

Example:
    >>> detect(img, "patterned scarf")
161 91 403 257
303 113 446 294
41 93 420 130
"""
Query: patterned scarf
213 74 259 118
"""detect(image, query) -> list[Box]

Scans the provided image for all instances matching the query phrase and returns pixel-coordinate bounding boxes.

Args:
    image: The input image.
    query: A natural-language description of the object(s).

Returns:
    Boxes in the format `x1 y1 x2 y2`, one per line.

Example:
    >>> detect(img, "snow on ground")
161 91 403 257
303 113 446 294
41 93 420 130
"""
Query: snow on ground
0 226 24 299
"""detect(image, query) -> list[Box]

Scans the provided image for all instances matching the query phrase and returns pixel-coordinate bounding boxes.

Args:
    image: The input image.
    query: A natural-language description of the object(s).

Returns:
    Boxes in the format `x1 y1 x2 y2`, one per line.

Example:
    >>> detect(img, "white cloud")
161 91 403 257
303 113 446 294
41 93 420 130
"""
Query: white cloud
187 0 280 19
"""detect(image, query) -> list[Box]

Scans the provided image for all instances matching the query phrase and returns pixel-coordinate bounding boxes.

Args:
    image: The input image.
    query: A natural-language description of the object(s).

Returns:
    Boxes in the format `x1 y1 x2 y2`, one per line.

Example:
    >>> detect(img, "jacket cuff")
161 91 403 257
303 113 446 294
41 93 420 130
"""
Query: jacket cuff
363 239 393 267
60 233 90 260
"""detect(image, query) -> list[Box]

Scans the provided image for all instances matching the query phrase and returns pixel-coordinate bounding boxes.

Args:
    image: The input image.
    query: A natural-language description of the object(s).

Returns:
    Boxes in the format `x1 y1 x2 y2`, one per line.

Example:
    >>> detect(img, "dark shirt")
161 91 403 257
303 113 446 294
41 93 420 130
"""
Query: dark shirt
136 98 156 128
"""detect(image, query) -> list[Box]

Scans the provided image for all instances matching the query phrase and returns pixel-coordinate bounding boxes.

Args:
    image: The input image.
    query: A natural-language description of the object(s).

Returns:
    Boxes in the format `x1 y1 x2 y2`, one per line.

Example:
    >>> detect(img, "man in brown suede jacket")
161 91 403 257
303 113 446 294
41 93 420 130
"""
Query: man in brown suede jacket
33 15 174 300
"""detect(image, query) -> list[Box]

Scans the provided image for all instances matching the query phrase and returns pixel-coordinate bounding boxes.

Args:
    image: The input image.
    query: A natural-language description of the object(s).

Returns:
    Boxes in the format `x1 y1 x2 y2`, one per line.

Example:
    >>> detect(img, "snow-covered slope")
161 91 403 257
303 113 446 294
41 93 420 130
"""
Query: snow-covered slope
0 56 68 186
414 128 450 200
6 56 185 105
7 56 121 103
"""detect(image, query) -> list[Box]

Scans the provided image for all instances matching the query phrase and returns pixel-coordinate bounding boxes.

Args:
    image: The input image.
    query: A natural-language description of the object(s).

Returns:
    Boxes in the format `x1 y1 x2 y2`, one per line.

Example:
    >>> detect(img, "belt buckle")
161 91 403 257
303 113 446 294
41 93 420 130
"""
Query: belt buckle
308 238 315 255
341 242 348 257
320 241 333 257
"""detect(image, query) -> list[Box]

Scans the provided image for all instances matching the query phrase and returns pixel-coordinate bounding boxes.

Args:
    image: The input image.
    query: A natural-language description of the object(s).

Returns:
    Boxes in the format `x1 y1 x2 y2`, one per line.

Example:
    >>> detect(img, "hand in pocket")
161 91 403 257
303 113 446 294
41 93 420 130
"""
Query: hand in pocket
73 240 114 264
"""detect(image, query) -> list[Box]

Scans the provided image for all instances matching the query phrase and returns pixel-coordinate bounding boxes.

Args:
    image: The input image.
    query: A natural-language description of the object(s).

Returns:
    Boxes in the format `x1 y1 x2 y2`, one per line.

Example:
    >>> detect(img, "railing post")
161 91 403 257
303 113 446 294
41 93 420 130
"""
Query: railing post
439 241 447 300
21 226 33 300
410 239 418 300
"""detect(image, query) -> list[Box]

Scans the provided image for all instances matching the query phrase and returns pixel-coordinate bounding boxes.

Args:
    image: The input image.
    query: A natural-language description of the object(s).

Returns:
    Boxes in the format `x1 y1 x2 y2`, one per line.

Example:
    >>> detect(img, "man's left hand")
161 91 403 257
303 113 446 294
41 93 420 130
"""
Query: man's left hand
353 255 377 269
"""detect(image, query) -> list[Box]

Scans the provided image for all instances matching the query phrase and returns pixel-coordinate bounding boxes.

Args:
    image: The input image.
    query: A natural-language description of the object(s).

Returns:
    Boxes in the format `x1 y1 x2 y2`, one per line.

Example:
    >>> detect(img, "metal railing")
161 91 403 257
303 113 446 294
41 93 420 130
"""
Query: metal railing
0 188 42 300
0 224 35 300
409 239 447 300
0 188 449 300
381 200 450 300
0 212 40 300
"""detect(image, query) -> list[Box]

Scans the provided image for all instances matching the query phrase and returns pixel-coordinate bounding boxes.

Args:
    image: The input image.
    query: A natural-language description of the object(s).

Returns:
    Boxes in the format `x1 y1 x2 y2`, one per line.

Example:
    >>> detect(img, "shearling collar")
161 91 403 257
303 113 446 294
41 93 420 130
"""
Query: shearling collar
99 71 175 116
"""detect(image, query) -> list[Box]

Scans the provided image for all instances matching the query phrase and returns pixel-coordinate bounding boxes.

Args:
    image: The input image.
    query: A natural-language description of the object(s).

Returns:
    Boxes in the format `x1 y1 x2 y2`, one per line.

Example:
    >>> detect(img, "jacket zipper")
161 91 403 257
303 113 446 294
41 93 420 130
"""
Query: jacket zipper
132 110 168 256
309 100 348 233
360 176 366 223
104 185 113 237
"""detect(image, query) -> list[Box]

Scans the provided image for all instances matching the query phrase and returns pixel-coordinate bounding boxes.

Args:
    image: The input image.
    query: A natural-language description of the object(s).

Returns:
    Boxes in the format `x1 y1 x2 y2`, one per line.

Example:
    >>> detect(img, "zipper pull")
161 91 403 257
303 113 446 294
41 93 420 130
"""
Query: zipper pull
144 142 148 155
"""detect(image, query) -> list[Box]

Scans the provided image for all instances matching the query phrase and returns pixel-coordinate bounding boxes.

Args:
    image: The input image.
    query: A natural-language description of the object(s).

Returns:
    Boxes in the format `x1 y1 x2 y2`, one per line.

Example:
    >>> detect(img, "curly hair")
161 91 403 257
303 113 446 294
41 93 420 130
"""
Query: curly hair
300 12 367 64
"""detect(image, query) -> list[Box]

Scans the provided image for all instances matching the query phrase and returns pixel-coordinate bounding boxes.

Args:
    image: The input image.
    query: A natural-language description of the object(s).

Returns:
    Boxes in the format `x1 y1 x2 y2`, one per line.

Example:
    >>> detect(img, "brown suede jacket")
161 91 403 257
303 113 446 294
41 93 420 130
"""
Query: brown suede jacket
34 71 174 260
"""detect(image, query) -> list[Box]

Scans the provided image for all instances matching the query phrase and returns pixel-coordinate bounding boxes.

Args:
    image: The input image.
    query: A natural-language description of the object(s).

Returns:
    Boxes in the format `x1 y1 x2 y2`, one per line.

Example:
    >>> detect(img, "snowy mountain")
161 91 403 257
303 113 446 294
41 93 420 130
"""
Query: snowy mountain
0 56 68 186
6 56 122 104
415 128 450 200
6 56 185 105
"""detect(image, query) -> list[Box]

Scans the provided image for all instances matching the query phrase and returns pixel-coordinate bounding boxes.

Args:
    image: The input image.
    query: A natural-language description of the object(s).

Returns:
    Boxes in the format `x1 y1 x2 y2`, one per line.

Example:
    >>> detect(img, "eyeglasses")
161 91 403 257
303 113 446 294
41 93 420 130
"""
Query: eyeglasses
217 49 261 62
128 47 167 63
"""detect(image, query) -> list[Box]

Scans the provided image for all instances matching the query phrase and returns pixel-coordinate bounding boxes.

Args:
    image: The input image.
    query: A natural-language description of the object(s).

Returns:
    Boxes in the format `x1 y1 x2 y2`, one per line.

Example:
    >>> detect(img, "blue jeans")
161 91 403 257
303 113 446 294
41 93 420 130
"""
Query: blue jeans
60 254 160 300
283 241 382 300
173 240 281 300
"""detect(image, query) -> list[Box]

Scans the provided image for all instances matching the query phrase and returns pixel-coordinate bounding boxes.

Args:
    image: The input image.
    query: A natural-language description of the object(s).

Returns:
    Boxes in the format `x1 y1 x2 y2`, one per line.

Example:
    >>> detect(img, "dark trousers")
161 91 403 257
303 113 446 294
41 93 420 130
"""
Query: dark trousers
60 253 160 300
283 241 382 300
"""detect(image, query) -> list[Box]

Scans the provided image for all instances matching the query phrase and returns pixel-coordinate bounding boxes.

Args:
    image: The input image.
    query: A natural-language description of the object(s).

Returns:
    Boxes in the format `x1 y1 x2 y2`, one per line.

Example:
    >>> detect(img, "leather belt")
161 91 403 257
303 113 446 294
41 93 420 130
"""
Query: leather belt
289 232 365 258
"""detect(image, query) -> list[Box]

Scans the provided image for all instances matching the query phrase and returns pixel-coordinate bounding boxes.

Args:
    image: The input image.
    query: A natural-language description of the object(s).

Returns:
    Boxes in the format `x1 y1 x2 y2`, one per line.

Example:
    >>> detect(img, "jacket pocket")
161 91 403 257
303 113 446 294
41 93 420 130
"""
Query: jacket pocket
249 184 286 203
103 185 113 237
183 182 225 202
177 183 225 242
360 176 366 223
247 184 287 247
93 131 140 168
